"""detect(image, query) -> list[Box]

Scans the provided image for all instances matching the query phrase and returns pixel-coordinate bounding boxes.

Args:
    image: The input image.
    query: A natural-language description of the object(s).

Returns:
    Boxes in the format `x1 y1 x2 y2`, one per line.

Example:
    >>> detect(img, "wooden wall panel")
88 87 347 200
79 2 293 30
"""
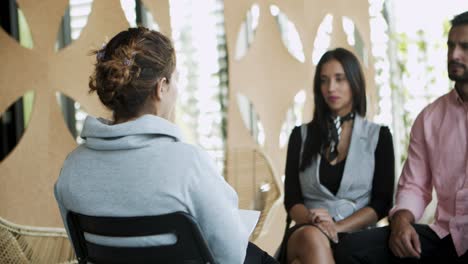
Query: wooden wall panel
0 0 170 227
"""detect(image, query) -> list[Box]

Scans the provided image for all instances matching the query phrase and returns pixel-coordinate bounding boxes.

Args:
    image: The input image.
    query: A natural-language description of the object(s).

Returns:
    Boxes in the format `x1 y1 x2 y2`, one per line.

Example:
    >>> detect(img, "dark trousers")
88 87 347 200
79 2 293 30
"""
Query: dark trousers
244 242 279 264
334 224 468 264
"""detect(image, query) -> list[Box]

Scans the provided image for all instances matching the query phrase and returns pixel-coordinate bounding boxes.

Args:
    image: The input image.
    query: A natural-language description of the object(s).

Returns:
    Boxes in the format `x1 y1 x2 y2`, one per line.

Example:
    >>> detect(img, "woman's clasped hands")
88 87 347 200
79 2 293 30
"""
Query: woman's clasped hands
308 208 340 244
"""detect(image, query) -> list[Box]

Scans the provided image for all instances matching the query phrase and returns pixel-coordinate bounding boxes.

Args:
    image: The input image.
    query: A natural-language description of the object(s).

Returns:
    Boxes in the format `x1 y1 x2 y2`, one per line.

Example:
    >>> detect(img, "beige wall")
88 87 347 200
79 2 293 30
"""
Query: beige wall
0 0 374 254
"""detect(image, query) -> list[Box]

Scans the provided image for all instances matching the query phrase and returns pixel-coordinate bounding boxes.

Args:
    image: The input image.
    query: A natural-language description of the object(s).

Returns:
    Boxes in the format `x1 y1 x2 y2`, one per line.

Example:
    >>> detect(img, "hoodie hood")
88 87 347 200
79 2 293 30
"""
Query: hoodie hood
81 114 183 150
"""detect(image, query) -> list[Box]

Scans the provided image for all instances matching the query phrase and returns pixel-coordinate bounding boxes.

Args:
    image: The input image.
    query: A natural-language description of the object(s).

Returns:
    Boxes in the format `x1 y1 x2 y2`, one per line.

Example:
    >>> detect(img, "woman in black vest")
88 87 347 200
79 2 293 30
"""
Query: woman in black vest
281 48 395 264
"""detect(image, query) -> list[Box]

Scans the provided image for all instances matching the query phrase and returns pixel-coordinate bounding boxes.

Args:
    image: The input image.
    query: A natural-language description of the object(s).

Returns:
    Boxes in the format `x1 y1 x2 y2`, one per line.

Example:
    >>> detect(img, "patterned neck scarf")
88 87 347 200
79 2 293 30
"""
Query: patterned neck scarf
324 112 355 161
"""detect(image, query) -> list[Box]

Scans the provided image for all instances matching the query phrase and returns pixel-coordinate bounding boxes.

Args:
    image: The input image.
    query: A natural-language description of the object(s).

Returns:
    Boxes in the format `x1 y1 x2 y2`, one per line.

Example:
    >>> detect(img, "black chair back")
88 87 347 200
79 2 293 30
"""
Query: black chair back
66 211 216 264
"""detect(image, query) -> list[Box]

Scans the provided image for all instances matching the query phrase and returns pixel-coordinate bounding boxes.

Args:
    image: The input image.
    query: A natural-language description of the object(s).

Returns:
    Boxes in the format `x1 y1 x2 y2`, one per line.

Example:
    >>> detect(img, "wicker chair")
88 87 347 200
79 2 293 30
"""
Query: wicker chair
0 217 76 264
226 148 280 241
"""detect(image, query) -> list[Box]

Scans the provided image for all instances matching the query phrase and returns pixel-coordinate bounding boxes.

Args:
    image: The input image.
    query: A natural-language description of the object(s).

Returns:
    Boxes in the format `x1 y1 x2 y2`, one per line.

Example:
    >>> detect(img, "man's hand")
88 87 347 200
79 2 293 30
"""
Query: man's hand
389 210 421 258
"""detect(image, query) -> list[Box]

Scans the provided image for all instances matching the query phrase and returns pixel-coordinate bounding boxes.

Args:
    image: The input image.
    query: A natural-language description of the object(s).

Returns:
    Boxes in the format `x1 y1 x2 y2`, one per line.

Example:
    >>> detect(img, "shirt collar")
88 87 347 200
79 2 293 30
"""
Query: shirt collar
453 87 465 104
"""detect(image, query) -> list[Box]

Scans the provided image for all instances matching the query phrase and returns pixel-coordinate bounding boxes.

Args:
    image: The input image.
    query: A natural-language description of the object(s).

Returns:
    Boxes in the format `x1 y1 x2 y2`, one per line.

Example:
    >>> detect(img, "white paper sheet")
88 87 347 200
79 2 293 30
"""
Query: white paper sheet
239 209 261 236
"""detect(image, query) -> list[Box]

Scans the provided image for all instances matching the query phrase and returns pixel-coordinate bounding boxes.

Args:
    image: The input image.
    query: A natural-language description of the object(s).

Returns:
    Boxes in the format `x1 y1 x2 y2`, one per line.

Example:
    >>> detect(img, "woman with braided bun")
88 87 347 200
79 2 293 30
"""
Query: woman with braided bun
54 27 277 264
279 48 395 264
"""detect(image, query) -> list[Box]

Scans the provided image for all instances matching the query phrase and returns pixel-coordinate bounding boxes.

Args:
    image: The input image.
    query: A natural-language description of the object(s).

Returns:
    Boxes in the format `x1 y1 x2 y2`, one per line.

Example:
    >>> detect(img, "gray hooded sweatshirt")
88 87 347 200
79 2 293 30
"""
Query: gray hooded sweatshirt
54 114 249 263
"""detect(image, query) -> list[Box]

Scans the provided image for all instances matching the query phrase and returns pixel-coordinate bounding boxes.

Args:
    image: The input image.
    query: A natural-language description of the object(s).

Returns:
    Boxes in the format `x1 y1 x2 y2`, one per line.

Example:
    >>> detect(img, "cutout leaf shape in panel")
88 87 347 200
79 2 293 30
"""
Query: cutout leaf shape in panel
0 1 34 49
120 0 137 27
120 0 159 31
312 14 334 65
56 0 93 51
279 90 306 148
0 91 35 162
236 93 265 146
55 92 89 144
342 16 368 67
235 4 260 60
270 5 305 63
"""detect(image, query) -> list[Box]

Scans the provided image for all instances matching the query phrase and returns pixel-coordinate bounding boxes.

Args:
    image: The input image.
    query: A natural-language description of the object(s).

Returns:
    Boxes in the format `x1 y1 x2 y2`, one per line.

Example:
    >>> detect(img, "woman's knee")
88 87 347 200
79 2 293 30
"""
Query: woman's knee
289 226 329 249
287 226 334 263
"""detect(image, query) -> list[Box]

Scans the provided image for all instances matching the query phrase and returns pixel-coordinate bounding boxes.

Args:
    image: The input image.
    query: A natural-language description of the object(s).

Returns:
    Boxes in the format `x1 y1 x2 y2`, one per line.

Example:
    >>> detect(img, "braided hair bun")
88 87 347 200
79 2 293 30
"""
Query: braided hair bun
88 27 176 121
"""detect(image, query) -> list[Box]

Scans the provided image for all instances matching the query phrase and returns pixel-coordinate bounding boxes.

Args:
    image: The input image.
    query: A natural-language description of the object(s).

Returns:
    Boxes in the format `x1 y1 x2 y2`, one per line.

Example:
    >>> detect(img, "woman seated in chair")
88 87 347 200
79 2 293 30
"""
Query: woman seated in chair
281 48 395 264
54 27 277 264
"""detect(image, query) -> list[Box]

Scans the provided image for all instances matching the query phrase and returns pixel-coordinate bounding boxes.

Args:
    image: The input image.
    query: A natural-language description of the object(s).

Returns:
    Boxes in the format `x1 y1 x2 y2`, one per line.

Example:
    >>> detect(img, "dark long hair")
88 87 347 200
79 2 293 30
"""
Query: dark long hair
300 48 366 171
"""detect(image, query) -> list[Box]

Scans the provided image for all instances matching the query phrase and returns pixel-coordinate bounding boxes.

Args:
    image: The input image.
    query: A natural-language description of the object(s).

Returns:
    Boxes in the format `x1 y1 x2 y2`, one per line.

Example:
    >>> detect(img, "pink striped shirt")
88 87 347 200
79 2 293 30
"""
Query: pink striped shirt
390 88 468 256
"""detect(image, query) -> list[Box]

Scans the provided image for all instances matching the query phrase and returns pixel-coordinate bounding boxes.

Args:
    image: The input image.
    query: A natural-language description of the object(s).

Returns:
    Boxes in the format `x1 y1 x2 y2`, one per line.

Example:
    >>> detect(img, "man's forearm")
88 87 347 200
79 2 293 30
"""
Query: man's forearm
390 209 415 226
